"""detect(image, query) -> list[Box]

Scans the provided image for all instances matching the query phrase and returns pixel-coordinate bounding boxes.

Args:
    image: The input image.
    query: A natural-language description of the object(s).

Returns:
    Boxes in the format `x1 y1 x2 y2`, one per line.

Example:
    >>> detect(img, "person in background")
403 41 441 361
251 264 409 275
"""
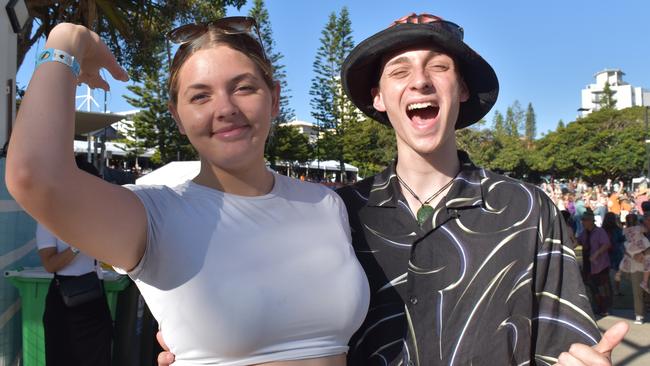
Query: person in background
602 212 625 295
620 213 650 324
36 155 112 366
578 210 613 316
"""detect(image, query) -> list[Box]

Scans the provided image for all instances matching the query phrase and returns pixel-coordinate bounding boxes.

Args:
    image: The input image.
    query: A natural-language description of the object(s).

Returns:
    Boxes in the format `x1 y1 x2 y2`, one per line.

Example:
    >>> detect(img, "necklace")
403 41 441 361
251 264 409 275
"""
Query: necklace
396 170 459 226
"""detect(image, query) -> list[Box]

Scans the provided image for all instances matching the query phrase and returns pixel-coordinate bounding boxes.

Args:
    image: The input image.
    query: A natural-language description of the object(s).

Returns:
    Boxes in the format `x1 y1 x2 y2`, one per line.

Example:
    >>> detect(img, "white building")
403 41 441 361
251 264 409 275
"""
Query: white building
279 120 320 143
580 69 650 116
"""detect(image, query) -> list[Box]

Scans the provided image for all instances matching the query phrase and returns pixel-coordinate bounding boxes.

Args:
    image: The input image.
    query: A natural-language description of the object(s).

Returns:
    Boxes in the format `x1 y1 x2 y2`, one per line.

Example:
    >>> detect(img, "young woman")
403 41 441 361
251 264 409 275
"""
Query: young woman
7 19 369 366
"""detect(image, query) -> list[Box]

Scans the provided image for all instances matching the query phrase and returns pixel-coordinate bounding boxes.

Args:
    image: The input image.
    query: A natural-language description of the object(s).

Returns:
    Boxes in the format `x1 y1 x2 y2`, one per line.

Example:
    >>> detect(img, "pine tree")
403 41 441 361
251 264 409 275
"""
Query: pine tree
123 48 196 166
309 7 357 182
493 110 506 137
504 101 524 137
557 119 565 129
248 0 295 169
599 81 617 110
524 102 537 143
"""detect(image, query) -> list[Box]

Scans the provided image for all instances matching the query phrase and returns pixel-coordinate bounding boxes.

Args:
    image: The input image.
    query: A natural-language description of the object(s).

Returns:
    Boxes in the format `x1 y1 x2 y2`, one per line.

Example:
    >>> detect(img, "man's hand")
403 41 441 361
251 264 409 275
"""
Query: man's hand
157 331 175 366
555 321 629 365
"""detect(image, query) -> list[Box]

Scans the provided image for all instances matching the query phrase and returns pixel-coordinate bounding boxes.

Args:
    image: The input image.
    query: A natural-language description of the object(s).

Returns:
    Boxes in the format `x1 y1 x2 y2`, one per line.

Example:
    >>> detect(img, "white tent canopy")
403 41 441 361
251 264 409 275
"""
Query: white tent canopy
136 160 359 187
136 161 200 186
303 160 358 172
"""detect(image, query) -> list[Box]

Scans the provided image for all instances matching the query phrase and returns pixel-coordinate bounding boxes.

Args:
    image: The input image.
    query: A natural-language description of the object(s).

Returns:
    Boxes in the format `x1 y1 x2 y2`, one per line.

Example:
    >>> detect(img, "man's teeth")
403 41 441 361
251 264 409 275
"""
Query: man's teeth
407 102 435 111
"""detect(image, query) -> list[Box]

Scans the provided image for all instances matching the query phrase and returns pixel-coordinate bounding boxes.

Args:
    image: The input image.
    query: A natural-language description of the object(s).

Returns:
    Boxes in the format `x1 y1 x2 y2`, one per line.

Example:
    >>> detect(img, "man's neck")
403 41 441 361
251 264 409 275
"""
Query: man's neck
395 141 460 212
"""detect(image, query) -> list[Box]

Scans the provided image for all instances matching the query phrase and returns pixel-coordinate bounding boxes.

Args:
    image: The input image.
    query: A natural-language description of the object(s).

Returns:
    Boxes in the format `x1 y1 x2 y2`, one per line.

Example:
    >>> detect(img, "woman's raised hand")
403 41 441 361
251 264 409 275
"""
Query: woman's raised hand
45 23 129 90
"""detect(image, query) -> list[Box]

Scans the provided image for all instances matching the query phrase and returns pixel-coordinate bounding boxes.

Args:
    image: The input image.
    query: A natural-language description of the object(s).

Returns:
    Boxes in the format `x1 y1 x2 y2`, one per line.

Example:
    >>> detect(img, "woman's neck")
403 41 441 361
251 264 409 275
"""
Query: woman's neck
193 159 274 197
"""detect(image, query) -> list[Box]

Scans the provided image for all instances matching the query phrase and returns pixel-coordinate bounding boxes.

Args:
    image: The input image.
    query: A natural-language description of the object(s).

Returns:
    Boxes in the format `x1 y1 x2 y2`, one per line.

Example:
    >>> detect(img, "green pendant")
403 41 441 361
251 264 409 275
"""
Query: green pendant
416 204 434 226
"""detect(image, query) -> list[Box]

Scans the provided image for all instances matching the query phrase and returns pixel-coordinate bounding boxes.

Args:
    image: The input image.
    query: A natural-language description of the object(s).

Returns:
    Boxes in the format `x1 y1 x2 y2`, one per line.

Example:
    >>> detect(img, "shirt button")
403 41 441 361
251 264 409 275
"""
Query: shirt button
409 296 418 305
407 361 415 366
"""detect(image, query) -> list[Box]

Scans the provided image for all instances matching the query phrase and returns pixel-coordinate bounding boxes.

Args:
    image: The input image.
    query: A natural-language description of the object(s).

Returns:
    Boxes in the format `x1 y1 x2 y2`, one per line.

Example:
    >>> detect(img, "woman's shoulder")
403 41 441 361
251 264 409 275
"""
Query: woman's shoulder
274 174 344 207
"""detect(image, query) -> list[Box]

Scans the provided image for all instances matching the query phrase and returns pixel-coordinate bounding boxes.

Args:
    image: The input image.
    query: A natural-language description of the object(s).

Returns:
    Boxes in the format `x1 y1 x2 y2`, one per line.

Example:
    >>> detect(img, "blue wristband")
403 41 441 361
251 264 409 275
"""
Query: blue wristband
36 48 81 78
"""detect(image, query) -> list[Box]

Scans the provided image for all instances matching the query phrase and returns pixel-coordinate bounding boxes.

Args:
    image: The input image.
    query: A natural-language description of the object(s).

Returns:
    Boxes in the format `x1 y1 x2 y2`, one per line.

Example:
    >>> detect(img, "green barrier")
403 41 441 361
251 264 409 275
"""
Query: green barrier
5 268 129 366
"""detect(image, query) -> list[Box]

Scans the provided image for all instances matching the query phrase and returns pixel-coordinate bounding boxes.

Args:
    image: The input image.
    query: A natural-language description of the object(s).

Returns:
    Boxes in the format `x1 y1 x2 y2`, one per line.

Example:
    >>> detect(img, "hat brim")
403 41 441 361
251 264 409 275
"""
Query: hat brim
341 23 499 129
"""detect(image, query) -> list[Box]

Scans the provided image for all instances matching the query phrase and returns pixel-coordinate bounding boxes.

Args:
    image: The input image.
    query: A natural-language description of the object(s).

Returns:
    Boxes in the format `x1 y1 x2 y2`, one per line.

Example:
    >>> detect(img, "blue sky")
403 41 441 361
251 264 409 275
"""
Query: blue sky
17 0 650 136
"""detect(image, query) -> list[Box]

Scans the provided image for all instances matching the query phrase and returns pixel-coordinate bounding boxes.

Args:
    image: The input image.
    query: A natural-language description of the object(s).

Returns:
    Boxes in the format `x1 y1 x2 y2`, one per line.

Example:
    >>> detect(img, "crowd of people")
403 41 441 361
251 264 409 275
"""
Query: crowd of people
541 178 650 324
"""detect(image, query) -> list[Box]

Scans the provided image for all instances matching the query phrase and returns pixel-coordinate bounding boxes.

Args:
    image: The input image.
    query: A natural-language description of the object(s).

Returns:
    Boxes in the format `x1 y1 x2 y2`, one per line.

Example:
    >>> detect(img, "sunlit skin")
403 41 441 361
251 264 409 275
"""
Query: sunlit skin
169 46 279 192
370 47 468 212
372 48 468 160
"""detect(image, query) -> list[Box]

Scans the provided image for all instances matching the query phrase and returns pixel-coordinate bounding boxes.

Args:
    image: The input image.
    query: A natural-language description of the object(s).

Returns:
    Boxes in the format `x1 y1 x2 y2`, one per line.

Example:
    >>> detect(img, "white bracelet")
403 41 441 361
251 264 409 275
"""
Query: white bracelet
70 246 80 255
36 48 81 78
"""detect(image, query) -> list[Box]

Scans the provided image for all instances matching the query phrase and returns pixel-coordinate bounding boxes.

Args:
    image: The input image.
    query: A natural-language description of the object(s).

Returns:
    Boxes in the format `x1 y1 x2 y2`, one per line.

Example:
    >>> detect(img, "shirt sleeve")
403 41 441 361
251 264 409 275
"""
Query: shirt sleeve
36 223 58 250
531 194 601 363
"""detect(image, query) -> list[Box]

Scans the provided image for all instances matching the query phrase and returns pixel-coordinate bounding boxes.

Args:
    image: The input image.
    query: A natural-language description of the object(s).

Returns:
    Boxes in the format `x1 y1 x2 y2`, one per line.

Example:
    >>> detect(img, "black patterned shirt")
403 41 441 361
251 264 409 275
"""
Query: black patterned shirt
338 151 601 366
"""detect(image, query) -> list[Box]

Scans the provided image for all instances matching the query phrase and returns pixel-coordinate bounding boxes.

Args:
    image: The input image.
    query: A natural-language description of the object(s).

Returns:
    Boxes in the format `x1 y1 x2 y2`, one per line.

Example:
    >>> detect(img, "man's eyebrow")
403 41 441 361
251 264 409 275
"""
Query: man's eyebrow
384 56 411 68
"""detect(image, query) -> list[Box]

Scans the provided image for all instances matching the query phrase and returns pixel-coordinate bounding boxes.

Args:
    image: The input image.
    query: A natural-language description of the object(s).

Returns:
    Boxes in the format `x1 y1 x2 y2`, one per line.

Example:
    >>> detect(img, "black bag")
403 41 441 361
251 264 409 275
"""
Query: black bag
55 272 104 307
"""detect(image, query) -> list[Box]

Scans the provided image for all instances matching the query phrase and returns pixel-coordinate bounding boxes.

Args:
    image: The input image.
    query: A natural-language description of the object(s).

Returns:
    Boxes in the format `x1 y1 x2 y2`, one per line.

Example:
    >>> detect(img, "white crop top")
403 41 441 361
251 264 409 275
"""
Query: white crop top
118 173 369 365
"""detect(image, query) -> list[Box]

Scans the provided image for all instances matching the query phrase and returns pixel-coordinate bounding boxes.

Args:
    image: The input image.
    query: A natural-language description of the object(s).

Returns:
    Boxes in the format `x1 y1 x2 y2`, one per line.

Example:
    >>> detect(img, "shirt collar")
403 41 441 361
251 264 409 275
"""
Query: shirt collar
366 150 486 210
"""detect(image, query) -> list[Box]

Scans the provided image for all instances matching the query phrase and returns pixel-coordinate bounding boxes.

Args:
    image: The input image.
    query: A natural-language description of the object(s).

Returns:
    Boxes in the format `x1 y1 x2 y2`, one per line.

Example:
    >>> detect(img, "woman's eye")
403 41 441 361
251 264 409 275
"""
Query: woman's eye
190 94 207 102
236 85 256 93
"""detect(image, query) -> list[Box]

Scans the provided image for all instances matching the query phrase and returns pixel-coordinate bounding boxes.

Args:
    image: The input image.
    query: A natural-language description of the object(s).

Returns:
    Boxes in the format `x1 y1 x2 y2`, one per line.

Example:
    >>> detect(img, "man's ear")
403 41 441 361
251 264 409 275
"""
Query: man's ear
459 79 470 103
371 87 386 112
168 102 186 135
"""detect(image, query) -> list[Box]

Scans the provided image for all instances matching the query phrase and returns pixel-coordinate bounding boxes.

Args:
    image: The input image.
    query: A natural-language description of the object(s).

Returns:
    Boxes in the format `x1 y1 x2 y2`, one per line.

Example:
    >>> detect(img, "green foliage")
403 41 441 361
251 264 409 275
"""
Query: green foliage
19 0 246 80
504 101 524 137
273 126 310 163
309 7 357 181
525 102 536 142
123 50 196 165
598 81 617 110
534 107 646 182
492 110 506 138
248 0 294 169
460 104 647 183
343 118 396 178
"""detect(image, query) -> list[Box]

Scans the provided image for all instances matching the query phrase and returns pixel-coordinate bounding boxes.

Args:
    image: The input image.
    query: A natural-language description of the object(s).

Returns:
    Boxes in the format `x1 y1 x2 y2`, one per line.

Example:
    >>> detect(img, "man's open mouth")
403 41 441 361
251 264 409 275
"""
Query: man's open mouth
406 102 439 123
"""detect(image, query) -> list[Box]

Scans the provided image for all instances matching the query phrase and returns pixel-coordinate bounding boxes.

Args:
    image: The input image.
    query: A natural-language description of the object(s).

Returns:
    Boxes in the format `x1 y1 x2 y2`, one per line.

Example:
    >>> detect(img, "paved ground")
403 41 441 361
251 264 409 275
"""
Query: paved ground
596 277 650 365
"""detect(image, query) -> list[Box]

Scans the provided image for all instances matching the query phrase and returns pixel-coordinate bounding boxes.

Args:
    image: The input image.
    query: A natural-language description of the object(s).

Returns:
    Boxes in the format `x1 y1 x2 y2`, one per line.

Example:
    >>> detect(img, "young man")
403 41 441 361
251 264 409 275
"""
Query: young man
156 12 627 366
336 13 625 366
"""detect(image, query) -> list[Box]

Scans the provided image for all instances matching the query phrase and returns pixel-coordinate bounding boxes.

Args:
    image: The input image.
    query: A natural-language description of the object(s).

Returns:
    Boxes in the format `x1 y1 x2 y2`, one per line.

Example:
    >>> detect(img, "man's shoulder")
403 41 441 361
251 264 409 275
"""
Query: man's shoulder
336 175 375 206
479 168 547 197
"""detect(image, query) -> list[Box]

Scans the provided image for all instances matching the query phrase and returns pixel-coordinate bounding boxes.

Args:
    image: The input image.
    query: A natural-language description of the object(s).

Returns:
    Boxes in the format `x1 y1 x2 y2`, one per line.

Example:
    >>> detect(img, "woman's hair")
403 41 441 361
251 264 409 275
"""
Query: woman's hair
625 213 638 227
601 212 619 234
168 28 274 106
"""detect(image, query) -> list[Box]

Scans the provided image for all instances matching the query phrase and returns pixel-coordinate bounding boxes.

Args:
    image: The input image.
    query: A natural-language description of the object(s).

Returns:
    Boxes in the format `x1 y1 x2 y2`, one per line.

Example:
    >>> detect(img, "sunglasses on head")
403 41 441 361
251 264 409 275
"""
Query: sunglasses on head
167 16 268 60
391 13 464 41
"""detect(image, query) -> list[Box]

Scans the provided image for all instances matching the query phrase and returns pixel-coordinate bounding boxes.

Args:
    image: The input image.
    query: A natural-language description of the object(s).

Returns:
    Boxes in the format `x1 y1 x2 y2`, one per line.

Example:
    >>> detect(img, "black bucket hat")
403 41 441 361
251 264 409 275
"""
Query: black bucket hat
341 14 499 129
